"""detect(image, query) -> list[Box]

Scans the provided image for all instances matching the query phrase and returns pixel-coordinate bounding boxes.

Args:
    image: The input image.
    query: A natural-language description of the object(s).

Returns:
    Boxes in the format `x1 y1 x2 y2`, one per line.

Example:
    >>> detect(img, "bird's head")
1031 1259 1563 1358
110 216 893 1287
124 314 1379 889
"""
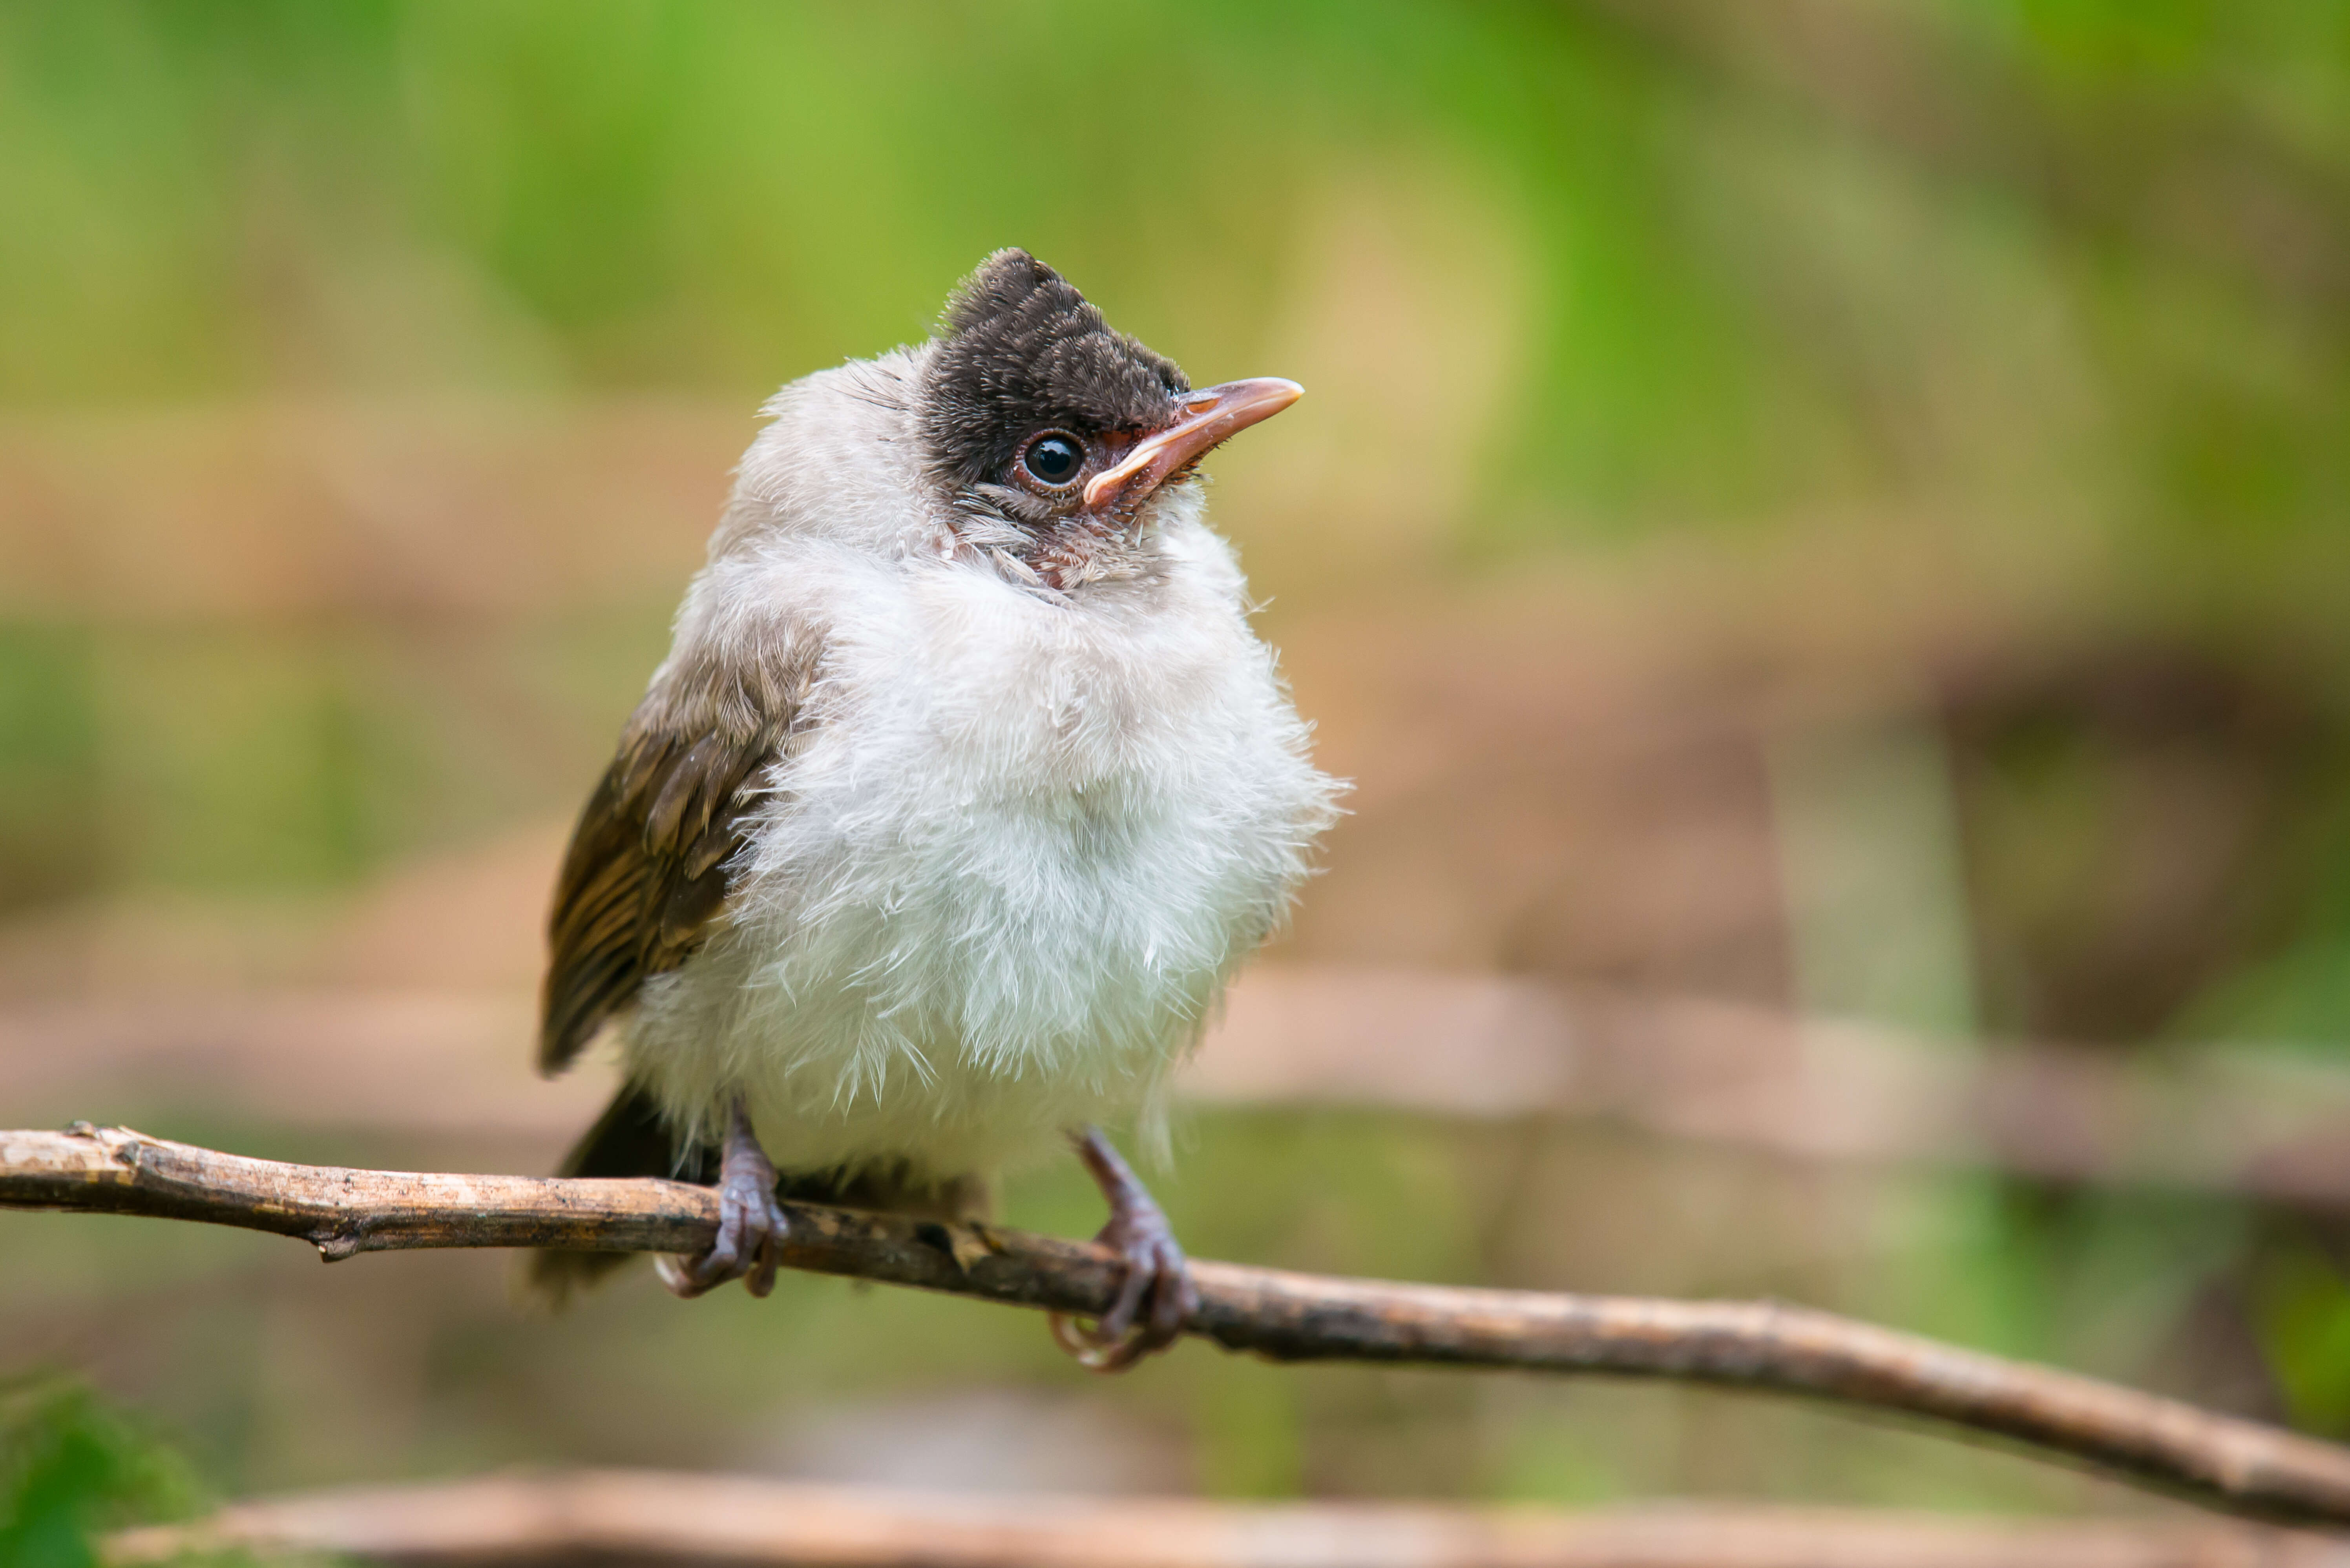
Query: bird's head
916 248 1300 591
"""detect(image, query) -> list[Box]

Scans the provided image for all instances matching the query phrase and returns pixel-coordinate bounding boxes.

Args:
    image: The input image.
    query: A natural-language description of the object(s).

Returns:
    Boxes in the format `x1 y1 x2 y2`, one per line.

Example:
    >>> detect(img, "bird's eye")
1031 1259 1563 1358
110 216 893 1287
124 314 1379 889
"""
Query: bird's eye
1020 432 1084 488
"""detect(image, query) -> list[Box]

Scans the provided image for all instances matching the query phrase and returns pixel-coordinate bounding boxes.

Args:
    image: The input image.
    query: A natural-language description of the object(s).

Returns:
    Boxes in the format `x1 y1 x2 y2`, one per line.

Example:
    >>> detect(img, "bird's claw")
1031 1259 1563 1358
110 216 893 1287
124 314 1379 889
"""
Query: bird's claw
659 1102 788 1299
1050 1128 1198 1373
1050 1223 1197 1373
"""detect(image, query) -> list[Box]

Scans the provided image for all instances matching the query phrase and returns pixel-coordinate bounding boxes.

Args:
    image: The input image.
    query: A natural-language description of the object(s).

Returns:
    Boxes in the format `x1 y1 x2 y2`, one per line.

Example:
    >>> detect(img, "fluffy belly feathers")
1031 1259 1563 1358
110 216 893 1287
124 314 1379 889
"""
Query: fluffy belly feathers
622 545 1337 1178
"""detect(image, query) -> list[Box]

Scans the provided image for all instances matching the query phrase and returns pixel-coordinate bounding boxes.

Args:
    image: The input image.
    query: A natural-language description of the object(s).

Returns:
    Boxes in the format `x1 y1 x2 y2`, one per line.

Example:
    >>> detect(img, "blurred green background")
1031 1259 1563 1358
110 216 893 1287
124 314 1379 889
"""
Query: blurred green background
7 0 2350 1548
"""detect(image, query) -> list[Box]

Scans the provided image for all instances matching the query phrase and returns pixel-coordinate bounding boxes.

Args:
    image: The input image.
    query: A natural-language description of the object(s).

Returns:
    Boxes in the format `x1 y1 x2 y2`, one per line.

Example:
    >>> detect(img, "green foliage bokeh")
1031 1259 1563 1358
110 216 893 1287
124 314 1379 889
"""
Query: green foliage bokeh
0 1377 205 1568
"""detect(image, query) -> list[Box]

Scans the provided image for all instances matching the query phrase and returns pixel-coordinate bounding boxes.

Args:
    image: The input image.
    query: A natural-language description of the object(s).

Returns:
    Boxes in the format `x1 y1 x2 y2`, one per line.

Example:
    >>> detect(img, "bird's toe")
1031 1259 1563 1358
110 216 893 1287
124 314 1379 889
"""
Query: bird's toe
1054 1223 1194 1373
660 1165 787 1299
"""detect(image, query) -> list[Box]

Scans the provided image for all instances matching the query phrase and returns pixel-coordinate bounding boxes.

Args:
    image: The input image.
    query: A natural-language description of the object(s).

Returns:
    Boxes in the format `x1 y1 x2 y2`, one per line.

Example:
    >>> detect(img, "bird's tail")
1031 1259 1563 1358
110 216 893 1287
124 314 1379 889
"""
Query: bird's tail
520 1080 705 1307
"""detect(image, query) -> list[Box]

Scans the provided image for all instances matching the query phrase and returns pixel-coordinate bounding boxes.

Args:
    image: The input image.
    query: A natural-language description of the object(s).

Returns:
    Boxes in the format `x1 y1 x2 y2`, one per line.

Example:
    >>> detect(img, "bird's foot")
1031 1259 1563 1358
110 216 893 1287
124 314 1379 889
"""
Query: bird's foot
656 1098 788 1299
1050 1127 1198 1373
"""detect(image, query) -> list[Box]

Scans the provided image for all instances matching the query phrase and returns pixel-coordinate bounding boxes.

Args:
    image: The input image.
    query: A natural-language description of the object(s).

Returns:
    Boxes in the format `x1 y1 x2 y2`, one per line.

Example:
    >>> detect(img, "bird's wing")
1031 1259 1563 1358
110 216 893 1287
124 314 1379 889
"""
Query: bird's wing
538 662 807 1075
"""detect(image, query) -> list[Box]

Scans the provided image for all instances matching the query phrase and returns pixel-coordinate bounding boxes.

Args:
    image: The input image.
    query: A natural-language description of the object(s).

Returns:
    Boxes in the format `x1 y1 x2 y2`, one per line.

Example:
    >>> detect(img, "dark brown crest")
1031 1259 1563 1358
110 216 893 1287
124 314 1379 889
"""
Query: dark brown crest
919 248 1189 491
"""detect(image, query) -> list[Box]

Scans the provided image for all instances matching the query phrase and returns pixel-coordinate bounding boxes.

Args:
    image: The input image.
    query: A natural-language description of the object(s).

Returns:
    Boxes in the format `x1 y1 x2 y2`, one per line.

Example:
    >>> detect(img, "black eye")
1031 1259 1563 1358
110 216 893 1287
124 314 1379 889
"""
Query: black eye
1020 432 1084 487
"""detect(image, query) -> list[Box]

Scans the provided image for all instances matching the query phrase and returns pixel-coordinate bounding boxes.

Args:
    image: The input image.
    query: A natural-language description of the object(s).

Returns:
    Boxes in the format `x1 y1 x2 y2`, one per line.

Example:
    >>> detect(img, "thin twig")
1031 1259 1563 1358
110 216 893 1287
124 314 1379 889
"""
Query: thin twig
104 1471 2350 1568
11 1124 2350 1528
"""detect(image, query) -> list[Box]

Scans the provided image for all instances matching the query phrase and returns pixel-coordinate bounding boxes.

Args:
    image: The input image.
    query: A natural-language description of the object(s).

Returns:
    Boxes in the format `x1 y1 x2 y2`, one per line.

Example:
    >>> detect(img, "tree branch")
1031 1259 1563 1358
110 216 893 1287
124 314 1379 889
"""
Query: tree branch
12 1124 2350 1527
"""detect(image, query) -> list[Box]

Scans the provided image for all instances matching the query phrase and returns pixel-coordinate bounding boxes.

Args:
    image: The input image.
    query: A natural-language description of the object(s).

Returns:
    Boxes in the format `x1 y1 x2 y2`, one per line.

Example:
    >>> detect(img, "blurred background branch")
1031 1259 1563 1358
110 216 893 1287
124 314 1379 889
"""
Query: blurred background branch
16 976 2350 1204
106 1471 2350 1568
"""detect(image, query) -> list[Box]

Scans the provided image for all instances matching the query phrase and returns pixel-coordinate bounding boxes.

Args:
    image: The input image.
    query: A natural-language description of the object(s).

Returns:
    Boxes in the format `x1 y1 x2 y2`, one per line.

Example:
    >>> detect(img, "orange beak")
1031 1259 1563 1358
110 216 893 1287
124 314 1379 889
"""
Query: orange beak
1084 377 1304 513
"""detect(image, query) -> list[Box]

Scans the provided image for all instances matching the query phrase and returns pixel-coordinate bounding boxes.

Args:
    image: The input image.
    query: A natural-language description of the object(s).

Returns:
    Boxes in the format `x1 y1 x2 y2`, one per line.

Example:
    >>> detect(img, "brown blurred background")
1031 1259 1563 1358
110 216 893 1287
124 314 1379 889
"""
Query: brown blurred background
6 0 2350 1527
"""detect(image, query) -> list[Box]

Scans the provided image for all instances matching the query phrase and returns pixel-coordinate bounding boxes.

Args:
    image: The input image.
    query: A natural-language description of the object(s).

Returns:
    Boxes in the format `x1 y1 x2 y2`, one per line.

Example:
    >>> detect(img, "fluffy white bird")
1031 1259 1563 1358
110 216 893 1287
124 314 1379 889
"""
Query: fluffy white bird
528 250 1340 1368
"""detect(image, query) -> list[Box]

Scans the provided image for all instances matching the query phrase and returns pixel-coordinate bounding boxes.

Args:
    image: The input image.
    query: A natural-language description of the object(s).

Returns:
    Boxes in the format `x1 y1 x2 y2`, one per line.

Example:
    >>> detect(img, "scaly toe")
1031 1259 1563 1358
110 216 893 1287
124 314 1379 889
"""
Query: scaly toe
1141 1239 1198 1346
659 1179 785 1299
1052 1240 1194 1373
745 1196 791 1298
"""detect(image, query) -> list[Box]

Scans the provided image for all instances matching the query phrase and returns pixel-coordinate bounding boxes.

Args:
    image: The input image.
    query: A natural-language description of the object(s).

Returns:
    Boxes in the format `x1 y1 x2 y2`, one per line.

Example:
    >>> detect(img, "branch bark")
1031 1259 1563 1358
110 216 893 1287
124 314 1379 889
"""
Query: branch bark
13 1124 2350 1528
105 1471 2350 1568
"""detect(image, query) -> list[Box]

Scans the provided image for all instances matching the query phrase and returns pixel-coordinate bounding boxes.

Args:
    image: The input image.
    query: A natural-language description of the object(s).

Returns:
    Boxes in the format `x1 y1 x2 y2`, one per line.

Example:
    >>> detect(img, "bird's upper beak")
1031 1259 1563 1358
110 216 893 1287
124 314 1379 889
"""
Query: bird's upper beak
1085 378 1304 514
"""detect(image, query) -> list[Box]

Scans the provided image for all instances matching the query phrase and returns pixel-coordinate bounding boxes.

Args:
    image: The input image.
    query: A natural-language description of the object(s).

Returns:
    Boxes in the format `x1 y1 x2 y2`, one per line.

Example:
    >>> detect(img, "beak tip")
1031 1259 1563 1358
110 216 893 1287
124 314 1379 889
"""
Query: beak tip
1087 375 1305 511
1229 377 1304 413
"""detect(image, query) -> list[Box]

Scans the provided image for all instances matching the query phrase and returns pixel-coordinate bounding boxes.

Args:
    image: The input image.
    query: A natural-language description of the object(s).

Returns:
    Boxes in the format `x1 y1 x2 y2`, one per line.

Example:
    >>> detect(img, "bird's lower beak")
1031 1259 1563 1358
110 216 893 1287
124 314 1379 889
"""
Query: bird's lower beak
1084 377 1304 514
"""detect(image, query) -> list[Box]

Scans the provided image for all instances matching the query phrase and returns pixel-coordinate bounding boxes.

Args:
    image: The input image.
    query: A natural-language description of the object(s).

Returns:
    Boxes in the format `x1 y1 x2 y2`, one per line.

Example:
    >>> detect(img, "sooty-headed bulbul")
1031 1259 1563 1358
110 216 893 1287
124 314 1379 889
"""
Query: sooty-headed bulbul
528 250 1339 1370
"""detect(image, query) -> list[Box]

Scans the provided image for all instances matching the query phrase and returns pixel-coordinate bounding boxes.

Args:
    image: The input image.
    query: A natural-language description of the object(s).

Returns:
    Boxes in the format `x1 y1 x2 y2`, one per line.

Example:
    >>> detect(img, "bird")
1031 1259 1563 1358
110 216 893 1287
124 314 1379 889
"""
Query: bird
526 248 1340 1370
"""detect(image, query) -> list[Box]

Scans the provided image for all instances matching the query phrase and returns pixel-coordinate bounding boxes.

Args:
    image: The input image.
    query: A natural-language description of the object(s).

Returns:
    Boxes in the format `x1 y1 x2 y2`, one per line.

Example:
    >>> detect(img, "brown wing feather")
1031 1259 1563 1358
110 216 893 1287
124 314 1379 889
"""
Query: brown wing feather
538 689 795 1076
